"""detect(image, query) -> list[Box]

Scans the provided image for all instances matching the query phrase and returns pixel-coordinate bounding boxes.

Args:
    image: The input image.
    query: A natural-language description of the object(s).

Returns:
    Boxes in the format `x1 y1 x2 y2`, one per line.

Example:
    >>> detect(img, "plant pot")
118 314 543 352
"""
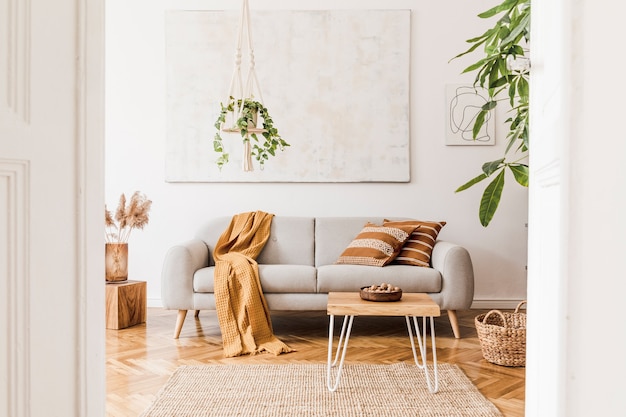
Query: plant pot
105 243 128 282
248 110 258 129
221 109 259 132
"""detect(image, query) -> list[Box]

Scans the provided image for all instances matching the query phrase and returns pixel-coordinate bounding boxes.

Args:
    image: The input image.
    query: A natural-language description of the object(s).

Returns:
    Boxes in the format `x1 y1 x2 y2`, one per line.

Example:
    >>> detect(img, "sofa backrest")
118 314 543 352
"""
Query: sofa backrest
314 217 387 266
257 217 314 265
195 216 315 266
196 215 412 267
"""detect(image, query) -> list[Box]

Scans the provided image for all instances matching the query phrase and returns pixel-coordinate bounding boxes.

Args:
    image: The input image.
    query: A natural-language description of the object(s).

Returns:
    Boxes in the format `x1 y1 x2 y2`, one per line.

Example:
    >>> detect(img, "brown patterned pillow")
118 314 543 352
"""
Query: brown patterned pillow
335 223 419 267
383 220 446 267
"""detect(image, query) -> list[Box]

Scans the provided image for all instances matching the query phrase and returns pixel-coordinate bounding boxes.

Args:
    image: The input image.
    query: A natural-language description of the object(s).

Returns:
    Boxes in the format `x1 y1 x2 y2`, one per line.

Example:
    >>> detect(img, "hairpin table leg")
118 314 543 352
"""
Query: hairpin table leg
327 314 354 392
406 315 439 393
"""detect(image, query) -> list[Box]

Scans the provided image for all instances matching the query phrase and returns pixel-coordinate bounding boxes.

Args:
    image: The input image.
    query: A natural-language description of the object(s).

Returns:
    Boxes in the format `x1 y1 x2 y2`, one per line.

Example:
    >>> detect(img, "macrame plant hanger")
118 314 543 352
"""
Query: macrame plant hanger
221 0 265 172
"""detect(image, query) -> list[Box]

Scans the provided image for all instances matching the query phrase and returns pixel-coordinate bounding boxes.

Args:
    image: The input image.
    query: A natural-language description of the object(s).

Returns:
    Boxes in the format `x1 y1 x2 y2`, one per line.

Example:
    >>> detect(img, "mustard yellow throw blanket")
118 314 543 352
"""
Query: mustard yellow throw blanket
213 211 295 357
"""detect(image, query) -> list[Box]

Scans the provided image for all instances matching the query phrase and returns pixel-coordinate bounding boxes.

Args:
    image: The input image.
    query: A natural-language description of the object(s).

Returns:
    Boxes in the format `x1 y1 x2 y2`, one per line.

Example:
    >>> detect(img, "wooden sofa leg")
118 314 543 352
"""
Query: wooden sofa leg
174 310 187 339
448 310 461 339
194 310 200 318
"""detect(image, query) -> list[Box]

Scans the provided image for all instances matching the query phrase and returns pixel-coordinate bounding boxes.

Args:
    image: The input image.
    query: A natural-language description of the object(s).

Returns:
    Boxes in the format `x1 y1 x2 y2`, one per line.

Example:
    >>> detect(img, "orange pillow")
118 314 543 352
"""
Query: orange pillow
383 220 446 267
336 223 419 267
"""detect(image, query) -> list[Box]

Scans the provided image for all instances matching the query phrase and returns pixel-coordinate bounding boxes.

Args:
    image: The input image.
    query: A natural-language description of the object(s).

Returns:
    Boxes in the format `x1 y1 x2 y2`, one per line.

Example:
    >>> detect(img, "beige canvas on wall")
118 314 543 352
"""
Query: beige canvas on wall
165 9 411 182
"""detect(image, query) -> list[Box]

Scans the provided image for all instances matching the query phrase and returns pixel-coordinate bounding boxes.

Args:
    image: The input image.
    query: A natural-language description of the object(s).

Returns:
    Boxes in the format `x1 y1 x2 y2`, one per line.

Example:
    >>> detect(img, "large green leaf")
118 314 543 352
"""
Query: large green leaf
480 169 506 227
465 30 495 44
517 76 529 98
478 0 519 18
505 130 519 154
473 110 487 139
482 158 505 176
478 60 496 86
488 63 500 88
450 41 484 61
462 57 490 74
509 164 529 187
498 26 511 41
513 45 525 55
490 75 509 89
501 13 530 44
482 100 497 111
508 80 517 106
455 172 488 193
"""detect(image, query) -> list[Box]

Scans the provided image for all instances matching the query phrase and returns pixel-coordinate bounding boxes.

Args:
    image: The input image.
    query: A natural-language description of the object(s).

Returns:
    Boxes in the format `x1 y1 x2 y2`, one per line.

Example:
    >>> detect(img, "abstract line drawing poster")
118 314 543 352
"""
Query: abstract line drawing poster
165 10 411 182
445 84 496 146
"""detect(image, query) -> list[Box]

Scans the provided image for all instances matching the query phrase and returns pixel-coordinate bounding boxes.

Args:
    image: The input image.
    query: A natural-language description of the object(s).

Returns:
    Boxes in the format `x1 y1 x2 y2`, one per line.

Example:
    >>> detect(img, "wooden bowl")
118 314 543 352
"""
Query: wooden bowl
360 286 403 302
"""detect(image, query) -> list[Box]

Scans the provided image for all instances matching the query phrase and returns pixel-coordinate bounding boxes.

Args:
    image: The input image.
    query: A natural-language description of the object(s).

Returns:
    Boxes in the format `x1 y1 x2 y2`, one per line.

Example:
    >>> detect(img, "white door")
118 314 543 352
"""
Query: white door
0 1 105 416
526 0 570 414
527 1 626 416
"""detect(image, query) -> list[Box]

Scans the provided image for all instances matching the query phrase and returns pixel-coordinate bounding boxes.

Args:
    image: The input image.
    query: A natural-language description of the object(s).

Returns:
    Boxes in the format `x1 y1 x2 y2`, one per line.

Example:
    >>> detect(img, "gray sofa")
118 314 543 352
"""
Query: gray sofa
161 216 475 339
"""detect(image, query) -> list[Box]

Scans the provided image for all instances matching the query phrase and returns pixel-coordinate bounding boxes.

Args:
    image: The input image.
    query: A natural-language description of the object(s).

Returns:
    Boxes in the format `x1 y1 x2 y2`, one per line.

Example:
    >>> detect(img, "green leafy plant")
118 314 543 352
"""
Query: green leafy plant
451 0 530 226
213 97 290 170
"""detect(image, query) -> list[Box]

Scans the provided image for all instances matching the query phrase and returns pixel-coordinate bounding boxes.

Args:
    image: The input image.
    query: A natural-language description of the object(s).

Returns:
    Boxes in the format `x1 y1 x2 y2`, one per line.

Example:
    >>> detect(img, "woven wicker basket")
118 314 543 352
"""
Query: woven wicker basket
475 301 527 367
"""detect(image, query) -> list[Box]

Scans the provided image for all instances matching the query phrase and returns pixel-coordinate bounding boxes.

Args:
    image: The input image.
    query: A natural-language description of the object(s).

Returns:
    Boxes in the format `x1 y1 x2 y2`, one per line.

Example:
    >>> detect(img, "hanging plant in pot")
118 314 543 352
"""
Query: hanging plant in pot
104 191 152 282
213 96 290 171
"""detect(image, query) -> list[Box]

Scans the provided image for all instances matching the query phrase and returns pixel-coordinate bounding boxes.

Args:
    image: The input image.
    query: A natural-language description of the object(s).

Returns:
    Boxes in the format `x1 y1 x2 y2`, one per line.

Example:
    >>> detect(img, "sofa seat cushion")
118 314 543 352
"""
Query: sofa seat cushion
316 264 441 293
193 264 318 293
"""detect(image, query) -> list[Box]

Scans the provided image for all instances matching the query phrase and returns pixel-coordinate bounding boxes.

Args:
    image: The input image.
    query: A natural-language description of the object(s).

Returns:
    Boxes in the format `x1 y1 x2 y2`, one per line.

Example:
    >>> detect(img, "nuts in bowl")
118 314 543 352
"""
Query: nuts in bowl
360 283 403 302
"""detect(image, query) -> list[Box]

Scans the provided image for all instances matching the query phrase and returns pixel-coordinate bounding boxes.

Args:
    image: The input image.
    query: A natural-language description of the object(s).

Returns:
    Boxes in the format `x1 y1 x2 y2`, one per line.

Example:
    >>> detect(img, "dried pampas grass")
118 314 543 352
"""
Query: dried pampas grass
105 191 152 243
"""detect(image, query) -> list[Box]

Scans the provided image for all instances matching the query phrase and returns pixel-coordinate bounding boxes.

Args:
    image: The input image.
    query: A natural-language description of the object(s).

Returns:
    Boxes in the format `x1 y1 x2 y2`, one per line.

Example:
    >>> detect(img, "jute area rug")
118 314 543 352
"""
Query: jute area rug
140 362 503 417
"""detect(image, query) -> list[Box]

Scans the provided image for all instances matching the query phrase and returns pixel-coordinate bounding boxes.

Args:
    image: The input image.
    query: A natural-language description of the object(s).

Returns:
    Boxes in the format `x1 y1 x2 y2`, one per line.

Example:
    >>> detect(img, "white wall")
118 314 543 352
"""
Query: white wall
105 0 528 307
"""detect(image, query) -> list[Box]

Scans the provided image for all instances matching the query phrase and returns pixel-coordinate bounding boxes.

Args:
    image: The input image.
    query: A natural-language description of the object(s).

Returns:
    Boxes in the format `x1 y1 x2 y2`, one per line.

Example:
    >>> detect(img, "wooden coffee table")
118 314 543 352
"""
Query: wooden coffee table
326 292 441 393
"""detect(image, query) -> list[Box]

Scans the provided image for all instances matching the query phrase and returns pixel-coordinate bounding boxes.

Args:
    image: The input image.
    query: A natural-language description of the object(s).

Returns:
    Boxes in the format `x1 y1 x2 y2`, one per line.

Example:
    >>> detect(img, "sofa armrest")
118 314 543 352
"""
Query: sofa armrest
161 238 210 310
430 241 475 310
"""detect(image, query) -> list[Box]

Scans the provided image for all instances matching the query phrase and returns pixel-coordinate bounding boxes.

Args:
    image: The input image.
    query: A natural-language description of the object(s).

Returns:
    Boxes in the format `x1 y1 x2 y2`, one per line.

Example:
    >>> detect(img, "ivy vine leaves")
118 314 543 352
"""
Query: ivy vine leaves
213 97 290 170
451 0 530 226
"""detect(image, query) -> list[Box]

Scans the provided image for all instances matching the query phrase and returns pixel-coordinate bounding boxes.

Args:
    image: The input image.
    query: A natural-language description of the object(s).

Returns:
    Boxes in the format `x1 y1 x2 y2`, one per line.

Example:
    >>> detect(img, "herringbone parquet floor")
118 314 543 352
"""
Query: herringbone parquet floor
106 308 525 417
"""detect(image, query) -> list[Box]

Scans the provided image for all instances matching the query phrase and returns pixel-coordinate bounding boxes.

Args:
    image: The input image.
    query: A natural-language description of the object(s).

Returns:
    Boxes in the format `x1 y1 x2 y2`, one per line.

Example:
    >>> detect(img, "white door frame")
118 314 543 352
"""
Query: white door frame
1 0 105 415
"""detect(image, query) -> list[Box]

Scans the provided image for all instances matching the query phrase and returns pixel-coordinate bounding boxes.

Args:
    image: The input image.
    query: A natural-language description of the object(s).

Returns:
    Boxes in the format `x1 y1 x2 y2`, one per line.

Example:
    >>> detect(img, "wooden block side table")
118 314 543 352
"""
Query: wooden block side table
106 280 147 329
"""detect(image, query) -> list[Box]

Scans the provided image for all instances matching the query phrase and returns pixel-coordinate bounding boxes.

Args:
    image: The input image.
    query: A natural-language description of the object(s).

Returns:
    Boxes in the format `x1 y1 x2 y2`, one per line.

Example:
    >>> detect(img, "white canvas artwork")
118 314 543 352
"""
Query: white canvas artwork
165 9 411 182
445 84 496 145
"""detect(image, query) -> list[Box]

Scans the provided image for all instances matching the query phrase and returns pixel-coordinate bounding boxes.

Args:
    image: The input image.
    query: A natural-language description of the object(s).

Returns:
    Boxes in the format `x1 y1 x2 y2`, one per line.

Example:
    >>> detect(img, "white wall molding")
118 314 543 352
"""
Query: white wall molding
470 299 527 310
4 0 31 121
76 0 106 414
147 297 163 308
0 159 30 417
